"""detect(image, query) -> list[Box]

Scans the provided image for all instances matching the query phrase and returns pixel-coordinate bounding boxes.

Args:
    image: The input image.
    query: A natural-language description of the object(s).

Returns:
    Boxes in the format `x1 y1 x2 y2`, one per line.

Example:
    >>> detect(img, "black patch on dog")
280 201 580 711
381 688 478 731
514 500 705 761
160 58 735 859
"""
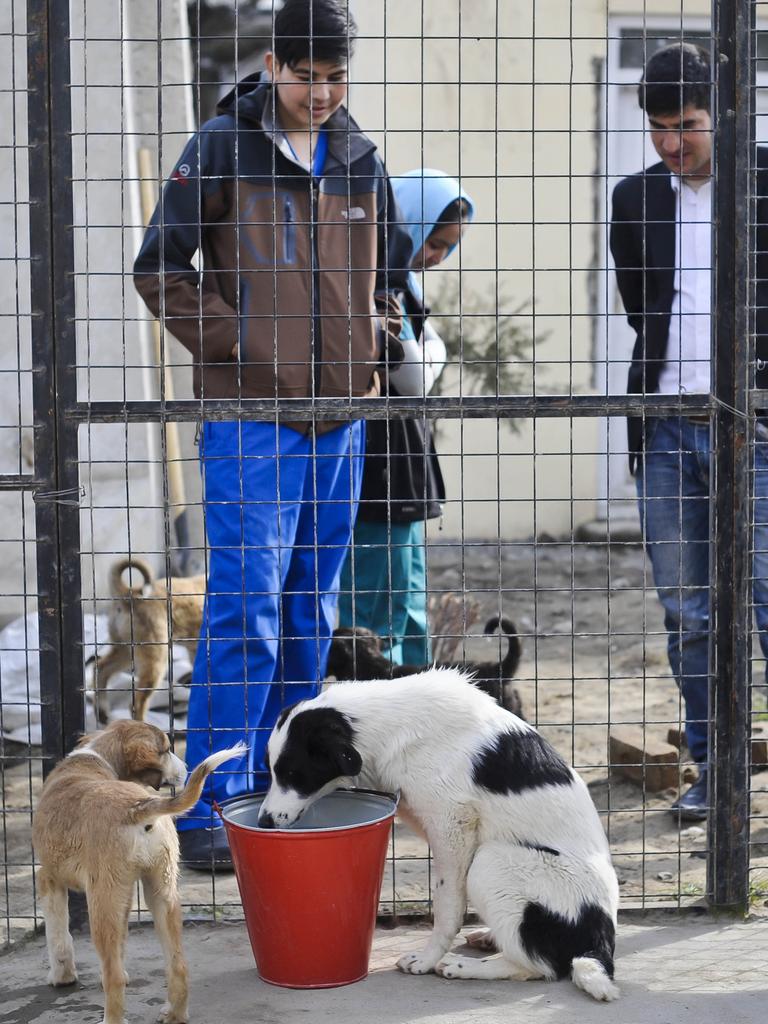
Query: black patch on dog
472 728 573 794
273 707 362 798
276 702 301 731
327 616 525 718
519 901 615 981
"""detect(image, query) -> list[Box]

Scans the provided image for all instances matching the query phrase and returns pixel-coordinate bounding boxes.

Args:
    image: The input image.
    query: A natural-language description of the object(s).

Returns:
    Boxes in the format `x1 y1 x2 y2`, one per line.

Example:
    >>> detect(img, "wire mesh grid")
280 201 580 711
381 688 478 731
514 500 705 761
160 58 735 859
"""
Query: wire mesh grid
2 0 768 947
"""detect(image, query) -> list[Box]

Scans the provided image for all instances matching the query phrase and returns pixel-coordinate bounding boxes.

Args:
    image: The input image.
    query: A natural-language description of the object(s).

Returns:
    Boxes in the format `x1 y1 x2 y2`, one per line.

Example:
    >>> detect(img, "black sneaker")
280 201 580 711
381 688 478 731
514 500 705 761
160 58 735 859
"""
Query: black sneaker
670 769 708 822
178 827 235 873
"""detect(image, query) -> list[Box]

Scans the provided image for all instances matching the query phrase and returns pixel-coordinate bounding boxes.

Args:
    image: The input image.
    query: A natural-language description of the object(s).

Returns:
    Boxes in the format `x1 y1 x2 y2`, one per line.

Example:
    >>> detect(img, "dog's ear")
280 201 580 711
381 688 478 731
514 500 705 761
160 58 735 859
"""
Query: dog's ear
276 701 302 731
333 743 362 777
118 723 167 785
299 707 362 776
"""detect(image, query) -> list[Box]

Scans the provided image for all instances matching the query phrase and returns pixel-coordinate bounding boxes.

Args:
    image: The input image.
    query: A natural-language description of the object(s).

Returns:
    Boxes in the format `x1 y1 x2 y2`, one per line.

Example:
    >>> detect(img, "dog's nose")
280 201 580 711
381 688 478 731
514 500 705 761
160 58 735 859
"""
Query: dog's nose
258 811 276 829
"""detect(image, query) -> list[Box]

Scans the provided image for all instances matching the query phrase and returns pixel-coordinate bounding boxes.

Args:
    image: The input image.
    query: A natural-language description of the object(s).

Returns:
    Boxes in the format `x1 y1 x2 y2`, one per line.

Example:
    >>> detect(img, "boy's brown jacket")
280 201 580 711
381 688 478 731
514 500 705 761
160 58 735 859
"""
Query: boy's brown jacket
134 73 412 419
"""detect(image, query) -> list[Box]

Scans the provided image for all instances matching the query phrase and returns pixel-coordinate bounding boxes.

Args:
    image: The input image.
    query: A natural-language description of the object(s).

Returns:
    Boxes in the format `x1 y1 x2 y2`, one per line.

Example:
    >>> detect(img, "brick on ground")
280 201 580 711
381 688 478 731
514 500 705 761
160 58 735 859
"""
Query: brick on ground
609 726 680 791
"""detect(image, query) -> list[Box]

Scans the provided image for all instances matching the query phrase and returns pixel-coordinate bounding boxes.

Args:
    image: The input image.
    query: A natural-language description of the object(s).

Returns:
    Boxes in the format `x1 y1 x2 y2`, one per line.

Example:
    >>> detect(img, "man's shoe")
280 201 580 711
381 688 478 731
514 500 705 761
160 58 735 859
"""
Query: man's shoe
670 769 708 822
178 827 235 873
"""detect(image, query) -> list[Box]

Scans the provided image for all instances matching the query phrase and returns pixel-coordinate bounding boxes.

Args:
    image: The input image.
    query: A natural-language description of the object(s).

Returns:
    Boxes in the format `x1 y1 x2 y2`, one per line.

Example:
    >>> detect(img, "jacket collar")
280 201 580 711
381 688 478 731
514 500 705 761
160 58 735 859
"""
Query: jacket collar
637 161 677 223
217 70 376 170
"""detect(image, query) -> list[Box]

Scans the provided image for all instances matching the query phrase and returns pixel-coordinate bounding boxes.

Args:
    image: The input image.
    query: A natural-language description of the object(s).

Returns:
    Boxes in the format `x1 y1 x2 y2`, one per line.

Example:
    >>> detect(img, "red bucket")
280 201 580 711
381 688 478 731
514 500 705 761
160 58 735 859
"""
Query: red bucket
219 789 397 989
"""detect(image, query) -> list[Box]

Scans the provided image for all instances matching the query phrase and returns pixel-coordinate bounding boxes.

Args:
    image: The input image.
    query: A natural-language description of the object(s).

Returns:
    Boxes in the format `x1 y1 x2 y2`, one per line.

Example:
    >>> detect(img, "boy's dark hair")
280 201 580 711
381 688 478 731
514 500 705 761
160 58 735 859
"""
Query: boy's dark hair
435 197 471 227
638 42 711 116
273 0 357 69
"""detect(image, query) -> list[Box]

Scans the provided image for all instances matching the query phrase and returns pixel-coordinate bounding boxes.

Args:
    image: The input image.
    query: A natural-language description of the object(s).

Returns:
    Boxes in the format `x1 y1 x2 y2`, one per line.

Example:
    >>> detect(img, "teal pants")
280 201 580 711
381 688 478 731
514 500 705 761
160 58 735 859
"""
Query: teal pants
338 520 431 665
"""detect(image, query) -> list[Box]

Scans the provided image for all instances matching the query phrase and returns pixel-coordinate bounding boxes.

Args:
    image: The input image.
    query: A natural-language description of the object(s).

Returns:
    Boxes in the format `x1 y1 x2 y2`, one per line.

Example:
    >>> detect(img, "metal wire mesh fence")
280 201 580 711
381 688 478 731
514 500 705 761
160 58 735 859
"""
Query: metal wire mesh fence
1 0 767 946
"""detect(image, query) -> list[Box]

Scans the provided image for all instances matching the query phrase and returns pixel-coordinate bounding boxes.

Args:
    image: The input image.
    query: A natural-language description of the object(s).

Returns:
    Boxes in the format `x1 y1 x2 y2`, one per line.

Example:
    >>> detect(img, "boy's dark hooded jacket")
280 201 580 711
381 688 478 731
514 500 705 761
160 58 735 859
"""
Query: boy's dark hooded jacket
134 73 412 414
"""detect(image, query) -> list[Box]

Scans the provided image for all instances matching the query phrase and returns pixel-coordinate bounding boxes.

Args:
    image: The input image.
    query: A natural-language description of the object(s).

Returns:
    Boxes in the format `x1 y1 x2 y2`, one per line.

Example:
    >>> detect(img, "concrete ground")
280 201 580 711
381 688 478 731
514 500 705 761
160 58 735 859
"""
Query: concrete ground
2 916 768 1024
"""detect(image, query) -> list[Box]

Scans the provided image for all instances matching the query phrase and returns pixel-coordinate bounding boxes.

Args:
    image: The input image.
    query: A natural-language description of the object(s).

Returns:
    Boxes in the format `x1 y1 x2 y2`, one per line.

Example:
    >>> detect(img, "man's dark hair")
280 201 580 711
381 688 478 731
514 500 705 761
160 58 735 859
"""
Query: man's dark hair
638 42 711 116
273 0 357 69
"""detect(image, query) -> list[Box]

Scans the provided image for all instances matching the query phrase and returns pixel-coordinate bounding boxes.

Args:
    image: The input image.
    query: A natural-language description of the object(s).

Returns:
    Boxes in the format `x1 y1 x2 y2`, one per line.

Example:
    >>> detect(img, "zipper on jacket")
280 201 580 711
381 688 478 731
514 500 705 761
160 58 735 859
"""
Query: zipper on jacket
311 178 323 404
283 195 295 264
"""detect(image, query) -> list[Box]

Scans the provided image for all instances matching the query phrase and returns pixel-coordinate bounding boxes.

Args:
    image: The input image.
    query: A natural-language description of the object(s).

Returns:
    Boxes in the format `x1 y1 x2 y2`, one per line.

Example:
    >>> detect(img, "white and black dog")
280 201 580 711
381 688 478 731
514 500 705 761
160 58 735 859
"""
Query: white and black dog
258 670 619 1001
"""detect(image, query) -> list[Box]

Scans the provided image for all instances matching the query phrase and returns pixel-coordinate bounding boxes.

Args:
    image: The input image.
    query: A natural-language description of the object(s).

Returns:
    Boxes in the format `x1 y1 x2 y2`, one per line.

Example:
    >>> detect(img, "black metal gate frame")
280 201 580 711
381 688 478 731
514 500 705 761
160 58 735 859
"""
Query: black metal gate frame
16 0 755 912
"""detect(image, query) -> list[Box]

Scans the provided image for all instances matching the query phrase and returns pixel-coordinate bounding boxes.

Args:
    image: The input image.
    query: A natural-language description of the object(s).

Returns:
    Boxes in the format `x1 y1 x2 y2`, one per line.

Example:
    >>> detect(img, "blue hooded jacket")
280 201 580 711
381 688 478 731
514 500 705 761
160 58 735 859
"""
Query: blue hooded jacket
356 171 475 524
391 168 475 303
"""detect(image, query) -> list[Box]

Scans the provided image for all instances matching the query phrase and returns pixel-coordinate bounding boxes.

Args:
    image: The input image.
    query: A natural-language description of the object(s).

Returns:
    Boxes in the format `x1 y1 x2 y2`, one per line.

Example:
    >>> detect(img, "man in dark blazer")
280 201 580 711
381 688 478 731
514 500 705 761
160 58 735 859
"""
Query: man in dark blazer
610 42 768 821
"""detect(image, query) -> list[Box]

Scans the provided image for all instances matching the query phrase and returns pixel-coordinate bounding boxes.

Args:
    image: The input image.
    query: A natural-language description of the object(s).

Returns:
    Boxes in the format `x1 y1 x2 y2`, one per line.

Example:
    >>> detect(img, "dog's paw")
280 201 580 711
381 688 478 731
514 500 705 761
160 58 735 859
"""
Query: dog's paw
396 951 439 975
435 954 466 979
47 965 78 987
157 1005 189 1024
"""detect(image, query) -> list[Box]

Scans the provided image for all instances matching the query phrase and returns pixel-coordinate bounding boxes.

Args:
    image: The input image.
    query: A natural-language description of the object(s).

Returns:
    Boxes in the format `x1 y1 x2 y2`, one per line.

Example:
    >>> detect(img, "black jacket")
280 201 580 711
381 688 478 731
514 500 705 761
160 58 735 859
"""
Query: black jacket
356 291 445 524
609 150 768 473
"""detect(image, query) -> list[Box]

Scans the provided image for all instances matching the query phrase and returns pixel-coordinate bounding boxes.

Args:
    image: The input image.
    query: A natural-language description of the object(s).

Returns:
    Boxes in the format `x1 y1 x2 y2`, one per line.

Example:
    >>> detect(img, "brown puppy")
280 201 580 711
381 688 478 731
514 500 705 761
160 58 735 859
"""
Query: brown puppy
32 721 244 1024
93 558 205 722
327 615 525 718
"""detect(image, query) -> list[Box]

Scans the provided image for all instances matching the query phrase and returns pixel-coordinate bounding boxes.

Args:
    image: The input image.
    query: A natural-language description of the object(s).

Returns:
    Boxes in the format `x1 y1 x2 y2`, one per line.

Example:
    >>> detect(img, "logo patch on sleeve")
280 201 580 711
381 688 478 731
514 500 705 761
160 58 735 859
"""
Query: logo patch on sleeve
171 163 191 186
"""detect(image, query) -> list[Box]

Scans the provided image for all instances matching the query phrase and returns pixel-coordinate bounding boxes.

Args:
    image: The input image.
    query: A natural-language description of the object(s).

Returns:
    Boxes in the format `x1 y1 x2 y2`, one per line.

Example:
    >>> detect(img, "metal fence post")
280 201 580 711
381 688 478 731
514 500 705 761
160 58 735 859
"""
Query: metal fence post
709 0 752 912
27 0 85 773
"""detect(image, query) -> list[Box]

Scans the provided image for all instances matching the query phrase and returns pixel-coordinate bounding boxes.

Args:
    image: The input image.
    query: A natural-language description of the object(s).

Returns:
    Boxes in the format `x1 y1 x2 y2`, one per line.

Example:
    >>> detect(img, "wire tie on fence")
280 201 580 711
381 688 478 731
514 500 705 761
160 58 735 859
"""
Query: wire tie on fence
33 484 85 507
711 396 749 420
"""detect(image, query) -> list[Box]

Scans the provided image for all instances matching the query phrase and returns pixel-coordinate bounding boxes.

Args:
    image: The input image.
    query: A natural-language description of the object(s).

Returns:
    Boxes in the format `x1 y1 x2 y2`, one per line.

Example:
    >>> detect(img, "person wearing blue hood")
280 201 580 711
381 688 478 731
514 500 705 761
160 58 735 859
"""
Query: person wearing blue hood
133 0 412 871
338 170 475 666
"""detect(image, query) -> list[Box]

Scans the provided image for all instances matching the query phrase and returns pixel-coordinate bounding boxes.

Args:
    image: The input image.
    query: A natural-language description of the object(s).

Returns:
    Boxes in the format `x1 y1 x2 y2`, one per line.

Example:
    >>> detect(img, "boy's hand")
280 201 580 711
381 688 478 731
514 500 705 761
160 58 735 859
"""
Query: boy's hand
381 334 405 368
374 293 405 368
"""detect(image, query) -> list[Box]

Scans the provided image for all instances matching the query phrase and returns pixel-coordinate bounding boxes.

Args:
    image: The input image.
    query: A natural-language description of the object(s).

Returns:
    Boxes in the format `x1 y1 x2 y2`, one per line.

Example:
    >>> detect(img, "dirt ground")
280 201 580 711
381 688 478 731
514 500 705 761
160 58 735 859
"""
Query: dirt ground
3 536 768 946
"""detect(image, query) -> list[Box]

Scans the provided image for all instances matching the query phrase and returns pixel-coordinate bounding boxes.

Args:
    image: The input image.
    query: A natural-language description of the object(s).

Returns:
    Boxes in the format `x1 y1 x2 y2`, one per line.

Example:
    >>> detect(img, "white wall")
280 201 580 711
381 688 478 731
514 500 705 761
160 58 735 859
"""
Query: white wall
349 0 606 538
71 0 202 600
0 1 38 618
1 0 722 620
0 0 199 618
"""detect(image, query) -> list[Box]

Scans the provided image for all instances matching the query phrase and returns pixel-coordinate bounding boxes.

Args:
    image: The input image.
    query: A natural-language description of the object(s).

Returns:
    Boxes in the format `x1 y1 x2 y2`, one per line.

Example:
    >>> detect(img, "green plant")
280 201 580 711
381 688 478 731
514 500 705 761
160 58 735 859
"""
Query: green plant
427 278 544 429
681 882 704 897
748 875 768 906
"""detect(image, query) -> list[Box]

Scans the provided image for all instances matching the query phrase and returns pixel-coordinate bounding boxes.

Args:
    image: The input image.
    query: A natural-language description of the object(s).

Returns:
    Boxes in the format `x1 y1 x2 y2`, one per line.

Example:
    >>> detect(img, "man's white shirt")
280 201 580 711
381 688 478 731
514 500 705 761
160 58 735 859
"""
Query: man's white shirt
656 175 712 396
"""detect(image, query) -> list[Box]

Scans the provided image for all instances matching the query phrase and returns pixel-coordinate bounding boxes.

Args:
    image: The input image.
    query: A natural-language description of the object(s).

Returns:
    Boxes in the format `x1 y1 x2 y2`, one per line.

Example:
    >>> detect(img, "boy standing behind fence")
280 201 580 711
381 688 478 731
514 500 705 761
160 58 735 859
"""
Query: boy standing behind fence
134 0 411 870
610 42 768 822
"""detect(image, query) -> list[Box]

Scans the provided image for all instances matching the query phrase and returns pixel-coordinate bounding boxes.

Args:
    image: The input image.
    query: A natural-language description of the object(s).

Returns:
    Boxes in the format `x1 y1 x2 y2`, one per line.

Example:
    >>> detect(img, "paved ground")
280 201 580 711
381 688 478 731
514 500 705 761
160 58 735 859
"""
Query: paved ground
2 916 768 1024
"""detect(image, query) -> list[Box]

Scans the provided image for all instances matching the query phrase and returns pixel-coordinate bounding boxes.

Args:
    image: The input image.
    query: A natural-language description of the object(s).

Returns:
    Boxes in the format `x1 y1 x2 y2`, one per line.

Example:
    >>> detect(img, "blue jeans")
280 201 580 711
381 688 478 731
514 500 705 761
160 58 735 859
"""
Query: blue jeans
636 416 768 764
180 419 364 831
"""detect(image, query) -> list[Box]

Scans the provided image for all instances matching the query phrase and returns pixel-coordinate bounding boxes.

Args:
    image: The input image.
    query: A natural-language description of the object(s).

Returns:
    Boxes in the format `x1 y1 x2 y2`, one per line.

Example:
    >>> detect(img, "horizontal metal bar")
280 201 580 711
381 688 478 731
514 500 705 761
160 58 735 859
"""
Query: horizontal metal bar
0 475 40 491
64 393 716 424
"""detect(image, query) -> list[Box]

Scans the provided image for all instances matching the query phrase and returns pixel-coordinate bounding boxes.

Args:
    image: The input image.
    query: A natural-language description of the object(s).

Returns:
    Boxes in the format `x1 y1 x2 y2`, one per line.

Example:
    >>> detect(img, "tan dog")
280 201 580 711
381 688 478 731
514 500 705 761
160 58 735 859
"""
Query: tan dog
93 558 205 722
32 721 245 1024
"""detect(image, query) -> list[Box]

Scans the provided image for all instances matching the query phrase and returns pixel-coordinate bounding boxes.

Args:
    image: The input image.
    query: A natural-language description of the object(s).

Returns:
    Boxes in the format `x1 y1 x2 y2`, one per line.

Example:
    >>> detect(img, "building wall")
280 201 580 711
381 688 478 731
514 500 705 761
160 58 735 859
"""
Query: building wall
0 0 198 617
350 0 605 538
0 1 718 622
348 0 711 539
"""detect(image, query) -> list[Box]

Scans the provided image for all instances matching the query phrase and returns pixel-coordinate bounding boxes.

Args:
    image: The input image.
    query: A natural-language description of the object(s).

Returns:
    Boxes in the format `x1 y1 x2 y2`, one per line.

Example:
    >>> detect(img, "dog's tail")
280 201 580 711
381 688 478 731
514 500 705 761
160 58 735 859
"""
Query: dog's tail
571 954 620 1002
129 743 248 824
110 556 155 598
484 615 522 679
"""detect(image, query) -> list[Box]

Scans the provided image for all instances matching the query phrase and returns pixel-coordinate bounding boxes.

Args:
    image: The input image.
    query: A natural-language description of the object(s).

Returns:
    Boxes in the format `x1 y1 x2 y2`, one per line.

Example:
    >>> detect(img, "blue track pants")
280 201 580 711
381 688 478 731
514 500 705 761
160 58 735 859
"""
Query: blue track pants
180 420 364 830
